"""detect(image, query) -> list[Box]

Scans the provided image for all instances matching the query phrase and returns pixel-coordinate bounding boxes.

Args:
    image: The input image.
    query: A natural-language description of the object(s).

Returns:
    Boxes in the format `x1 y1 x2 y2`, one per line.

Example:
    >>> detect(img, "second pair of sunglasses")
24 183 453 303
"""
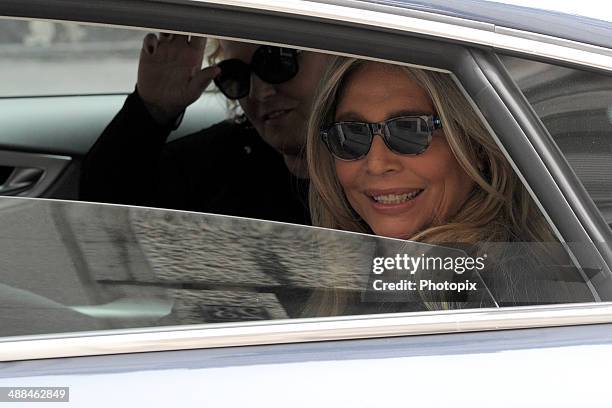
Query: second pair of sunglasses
213 45 300 99
320 115 442 160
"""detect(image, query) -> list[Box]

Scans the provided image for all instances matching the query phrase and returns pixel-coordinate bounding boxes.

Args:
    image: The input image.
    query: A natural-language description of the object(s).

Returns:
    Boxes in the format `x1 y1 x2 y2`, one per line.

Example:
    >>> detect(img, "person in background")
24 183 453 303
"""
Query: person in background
80 33 331 225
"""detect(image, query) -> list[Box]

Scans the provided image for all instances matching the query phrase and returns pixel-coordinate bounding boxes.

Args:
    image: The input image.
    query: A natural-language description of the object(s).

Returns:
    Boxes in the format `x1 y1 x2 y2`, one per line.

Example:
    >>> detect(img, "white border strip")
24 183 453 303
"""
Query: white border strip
3 302 612 361
187 0 612 71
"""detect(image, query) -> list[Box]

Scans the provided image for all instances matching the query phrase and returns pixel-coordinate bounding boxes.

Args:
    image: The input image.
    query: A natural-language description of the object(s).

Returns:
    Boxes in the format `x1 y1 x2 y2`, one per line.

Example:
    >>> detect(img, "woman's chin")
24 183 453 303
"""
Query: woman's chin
371 224 419 241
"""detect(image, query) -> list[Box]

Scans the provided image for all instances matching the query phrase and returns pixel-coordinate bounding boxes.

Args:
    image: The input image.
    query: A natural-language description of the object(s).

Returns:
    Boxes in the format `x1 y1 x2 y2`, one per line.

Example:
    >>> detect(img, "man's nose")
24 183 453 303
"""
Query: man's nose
365 134 402 176
249 73 276 101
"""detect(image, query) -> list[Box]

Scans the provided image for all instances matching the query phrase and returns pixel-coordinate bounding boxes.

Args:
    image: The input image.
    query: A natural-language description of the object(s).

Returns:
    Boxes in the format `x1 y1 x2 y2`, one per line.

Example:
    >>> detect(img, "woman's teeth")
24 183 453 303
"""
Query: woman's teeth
372 190 422 204
265 110 290 120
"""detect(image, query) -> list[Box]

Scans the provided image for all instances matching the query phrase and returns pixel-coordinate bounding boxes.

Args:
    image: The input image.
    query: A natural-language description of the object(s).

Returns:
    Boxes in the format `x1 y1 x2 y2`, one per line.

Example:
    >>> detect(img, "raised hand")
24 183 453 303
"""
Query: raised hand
137 33 220 125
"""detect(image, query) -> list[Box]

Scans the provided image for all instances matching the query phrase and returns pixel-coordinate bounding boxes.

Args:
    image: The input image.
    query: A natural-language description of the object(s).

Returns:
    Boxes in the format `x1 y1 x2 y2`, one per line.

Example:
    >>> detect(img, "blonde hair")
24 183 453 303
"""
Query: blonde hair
206 38 223 66
205 38 243 118
307 57 554 245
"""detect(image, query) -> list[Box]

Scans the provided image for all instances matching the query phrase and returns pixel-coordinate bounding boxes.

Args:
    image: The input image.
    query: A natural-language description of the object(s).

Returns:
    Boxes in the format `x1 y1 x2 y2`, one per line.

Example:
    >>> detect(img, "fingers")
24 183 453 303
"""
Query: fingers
188 65 222 96
188 35 207 51
158 32 174 42
140 31 207 76
142 33 158 55
144 32 207 54
161 33 194 47
160 33 208 49
162 34 197 59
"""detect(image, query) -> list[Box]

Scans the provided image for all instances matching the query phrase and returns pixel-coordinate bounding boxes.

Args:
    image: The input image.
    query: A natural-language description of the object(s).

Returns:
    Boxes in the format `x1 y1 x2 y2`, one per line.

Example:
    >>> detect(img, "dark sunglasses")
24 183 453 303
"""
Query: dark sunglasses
213 45 300 99
320 115 442 160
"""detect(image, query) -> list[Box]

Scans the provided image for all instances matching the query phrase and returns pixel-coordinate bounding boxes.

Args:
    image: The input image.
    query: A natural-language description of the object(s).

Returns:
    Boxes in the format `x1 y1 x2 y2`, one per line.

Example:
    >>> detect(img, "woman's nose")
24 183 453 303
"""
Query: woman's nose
365 134 402 175
249 73 277 101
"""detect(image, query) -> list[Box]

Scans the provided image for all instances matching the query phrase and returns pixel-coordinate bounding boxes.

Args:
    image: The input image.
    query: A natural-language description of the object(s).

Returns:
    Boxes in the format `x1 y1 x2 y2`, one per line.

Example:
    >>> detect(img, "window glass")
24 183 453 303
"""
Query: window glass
0 197 598 338
0 18 606 338
500 55 612 224
0 20 145 96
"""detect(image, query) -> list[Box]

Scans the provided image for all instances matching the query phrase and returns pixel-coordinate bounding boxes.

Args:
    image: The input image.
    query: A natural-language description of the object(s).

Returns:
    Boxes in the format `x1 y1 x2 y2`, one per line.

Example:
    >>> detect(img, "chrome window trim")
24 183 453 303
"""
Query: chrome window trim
494 26 612 58
185 0 612 71
2 302 612 361
0 1 610 363
4 1 611 71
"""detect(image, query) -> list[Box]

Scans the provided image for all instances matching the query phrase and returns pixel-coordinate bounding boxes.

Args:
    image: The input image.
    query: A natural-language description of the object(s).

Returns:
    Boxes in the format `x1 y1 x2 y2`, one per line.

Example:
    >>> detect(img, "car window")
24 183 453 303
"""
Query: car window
0 196 598 338
500 55 612 226
0 17 607 340
0 20 146 97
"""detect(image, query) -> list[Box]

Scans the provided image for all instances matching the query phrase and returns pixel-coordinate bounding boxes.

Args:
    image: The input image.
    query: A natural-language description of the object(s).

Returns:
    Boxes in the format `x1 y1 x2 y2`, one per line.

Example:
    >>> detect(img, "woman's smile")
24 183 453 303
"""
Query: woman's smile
367 187 425 209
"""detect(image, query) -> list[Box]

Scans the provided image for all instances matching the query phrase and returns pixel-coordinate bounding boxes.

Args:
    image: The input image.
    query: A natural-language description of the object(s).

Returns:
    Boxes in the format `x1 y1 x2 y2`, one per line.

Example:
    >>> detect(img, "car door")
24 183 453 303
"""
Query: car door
1 1 612 407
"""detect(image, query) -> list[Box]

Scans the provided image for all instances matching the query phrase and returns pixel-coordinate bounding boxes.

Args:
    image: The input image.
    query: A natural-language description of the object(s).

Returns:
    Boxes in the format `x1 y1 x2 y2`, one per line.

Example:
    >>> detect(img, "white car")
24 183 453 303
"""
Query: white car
0 0 611 406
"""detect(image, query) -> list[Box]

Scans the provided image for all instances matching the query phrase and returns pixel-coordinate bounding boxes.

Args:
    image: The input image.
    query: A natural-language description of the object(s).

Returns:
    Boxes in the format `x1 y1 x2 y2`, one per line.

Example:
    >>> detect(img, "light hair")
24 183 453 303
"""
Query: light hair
306 57 554 245
205 38 243 118
206 38 223 66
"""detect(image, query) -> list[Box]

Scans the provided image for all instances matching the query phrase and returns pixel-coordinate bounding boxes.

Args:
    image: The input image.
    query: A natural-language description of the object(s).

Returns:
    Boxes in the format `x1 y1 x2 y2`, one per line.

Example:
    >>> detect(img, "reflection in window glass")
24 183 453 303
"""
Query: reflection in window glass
0 197 598 338
501 55 612 224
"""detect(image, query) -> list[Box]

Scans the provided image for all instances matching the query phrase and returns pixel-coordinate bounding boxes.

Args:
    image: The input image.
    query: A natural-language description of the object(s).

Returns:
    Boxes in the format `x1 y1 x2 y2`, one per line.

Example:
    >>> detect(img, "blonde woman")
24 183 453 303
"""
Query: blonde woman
307 57 552 244
304 57 594 312
81 35 331 224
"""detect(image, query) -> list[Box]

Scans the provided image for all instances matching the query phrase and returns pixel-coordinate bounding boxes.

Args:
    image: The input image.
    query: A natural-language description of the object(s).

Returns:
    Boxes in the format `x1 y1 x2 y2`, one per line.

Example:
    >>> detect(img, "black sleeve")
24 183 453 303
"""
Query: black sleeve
154 120 241 212
79 89 176 207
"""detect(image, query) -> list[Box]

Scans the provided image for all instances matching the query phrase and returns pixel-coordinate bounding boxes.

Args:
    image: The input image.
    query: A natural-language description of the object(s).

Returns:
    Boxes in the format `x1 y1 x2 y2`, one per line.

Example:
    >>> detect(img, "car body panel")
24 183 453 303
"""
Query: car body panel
1 324 612 406
333 0 612 49
1 0 612 406
2 0 610 72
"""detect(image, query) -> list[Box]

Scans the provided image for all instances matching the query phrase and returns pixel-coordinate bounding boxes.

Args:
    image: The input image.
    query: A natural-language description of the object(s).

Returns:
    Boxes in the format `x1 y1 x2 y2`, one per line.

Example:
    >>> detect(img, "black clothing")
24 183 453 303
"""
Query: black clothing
80 91 310 225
